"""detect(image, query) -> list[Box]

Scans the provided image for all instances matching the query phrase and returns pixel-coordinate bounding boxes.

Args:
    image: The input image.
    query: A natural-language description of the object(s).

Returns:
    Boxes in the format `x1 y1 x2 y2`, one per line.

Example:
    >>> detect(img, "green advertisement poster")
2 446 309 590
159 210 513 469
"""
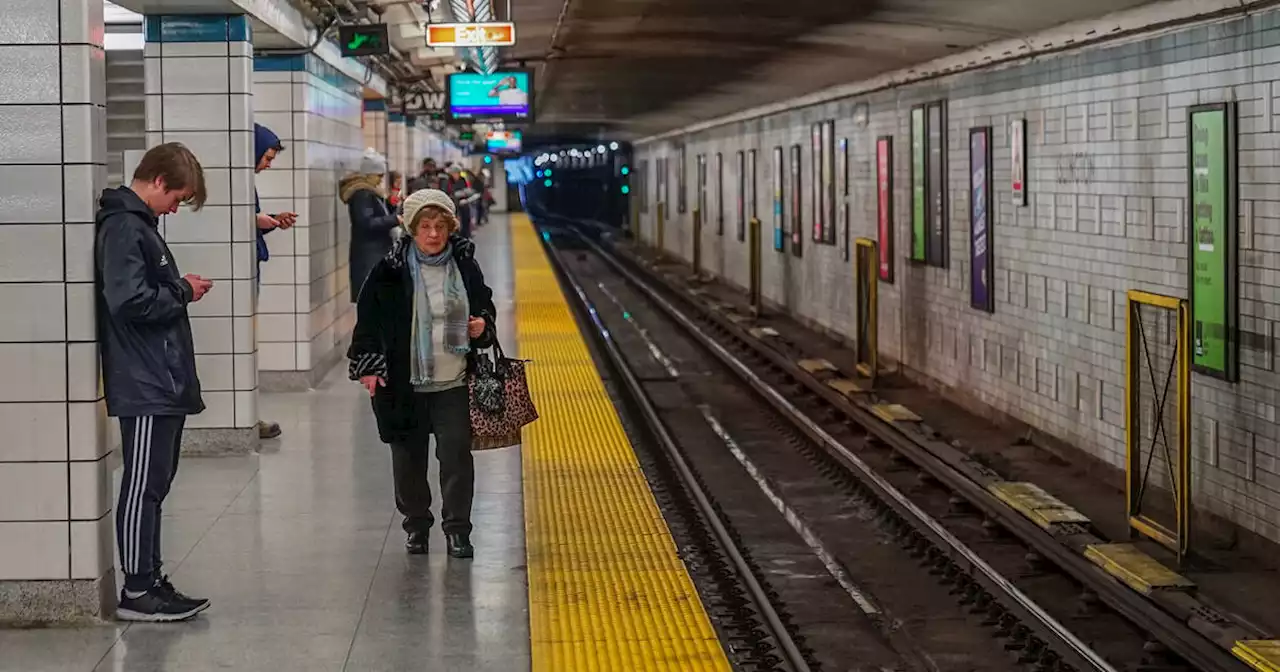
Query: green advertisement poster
911 107 926 261
1188 104 1237 380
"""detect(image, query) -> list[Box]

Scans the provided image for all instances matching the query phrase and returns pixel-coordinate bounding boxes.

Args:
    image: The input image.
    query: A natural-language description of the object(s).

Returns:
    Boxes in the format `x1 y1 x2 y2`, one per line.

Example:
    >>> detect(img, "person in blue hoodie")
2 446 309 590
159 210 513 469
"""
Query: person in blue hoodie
253 124 295 440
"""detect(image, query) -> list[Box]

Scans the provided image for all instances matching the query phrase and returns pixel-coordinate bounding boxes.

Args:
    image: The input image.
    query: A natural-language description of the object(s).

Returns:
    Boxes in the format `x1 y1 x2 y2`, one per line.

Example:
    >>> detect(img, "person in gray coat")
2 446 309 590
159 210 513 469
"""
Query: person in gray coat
341 148 401 301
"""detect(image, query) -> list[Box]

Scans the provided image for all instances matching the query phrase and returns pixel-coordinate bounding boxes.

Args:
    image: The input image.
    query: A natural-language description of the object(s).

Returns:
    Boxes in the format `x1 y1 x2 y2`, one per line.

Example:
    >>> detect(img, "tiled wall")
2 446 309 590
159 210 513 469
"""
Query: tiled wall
252 55 365 387
387 113 409 183
0 0 113 610
143 16 257 450
637 11 1280 542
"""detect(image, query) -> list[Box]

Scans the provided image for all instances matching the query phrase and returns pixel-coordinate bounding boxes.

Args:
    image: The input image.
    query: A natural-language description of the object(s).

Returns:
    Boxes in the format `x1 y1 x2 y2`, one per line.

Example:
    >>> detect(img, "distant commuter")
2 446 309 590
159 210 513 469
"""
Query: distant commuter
252 123 293 440
347 189 496 559
406 157 439 194
96 143 213 622
387 170 404 211
342 148 401 301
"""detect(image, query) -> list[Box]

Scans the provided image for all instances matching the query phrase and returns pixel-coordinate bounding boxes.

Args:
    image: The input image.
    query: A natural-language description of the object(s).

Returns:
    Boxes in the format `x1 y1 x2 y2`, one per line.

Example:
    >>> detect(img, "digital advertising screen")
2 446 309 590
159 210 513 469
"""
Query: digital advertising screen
486 131 522 155
446 71 533 122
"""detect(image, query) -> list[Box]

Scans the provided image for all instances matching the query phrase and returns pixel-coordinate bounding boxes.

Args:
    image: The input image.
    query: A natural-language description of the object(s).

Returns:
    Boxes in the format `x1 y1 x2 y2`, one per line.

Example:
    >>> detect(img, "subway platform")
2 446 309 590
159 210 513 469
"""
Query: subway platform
0 214 726 671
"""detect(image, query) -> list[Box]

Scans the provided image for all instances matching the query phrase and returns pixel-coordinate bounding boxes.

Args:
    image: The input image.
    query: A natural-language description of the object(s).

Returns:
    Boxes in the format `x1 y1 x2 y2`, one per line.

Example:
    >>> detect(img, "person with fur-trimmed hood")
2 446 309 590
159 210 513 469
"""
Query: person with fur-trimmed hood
341 148 401 302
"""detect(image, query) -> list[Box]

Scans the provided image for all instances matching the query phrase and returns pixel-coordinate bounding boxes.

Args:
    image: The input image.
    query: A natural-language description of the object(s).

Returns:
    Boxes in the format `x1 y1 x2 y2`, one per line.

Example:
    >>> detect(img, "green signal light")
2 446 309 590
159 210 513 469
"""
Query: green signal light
620 166 630 176
483 155 493 164
545 169 552 176
544 179 552 187
621 185 630 194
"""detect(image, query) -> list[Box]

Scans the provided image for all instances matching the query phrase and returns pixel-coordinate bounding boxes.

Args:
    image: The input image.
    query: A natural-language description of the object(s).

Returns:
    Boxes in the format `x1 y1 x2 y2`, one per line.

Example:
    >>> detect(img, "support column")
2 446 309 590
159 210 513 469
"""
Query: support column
387 111 408 184
253 54 365 390
363 98 387 156
0 0 114 623
143 14 257 454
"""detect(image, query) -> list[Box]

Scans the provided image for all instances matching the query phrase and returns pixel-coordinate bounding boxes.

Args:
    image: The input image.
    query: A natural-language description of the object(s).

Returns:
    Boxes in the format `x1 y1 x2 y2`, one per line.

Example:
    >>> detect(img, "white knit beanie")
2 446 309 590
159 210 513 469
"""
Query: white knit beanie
401 188 457 232
359 147 387 176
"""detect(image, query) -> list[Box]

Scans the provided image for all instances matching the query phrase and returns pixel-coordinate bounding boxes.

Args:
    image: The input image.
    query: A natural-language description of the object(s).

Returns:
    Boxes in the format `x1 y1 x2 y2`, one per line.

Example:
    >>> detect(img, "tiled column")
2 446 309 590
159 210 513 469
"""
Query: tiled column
362 98 387 156
387 112 408 183
143 15 257 454
0 0 114 622
253 54 364 390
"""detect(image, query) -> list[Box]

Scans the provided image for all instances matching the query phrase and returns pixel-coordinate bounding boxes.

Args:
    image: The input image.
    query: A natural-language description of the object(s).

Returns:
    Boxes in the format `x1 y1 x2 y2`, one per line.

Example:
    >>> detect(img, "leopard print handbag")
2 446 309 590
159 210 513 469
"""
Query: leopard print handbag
469 342 538 451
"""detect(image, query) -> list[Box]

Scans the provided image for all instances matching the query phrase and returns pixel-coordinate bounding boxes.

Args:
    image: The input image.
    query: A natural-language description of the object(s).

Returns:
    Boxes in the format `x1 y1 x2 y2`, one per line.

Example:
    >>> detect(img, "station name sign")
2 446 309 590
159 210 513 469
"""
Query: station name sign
394 90 447 118
426 22 516 48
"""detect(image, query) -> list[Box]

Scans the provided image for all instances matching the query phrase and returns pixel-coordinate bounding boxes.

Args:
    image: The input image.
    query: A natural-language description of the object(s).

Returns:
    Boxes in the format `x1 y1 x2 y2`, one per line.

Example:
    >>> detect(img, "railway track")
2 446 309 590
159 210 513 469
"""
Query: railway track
535 218 1253 672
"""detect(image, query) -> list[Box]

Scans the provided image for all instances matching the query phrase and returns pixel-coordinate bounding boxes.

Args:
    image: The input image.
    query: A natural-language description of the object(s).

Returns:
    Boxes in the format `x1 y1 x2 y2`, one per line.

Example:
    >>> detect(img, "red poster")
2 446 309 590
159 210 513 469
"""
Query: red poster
876 137 894 283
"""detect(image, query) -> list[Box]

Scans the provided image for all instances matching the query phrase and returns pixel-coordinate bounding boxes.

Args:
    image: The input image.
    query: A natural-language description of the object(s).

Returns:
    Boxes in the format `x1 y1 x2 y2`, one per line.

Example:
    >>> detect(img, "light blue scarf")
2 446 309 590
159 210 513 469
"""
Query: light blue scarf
407 242 470 386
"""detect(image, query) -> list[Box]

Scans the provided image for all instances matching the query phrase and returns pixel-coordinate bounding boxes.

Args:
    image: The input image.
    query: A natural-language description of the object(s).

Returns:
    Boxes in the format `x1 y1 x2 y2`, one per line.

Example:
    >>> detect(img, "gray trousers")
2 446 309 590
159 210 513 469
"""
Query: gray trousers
390 386 475 535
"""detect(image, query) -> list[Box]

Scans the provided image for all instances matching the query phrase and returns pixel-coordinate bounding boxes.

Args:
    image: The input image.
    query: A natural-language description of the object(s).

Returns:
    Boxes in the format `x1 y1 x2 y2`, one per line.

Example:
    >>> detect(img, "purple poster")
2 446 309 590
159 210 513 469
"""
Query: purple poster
969 127 994 313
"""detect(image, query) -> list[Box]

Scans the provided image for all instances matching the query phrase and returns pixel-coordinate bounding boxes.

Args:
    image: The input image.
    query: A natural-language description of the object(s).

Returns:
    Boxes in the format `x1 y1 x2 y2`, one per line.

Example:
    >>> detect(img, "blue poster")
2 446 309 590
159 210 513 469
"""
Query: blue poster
970 127 994 312
448 72 531 119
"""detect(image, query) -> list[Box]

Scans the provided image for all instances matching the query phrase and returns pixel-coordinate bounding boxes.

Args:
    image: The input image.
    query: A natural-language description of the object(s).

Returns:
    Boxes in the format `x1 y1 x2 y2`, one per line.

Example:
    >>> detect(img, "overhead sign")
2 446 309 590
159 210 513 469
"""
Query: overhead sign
426 22 516 48
339 24 390 57
396 90 447 118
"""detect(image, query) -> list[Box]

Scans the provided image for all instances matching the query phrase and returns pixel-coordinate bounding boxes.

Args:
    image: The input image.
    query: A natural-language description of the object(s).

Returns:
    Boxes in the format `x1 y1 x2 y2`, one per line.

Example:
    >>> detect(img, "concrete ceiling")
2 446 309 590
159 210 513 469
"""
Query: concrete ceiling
499 0 1162 145
108 0 1168 147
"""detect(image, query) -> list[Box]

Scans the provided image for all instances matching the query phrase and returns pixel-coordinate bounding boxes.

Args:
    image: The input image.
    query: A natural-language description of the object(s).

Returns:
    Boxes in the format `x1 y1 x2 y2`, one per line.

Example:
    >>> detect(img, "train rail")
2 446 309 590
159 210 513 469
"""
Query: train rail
534 216 1255 672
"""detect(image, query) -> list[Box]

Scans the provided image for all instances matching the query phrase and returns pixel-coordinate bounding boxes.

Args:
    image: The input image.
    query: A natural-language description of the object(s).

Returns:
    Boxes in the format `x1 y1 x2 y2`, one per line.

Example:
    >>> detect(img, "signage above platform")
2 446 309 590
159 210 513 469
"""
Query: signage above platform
340 24 389 57
426 22 516 48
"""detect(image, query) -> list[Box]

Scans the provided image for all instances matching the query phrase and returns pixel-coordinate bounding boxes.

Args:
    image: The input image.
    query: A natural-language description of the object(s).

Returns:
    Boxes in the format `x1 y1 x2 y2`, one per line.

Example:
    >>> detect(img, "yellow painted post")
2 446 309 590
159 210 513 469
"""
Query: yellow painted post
692 208 703 277
749 217 762 315
657 202 666 257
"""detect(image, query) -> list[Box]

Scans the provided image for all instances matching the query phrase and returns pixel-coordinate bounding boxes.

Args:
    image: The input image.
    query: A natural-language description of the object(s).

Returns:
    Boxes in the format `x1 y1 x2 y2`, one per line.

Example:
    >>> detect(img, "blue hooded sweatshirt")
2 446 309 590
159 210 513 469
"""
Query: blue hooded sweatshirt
253 123 282 264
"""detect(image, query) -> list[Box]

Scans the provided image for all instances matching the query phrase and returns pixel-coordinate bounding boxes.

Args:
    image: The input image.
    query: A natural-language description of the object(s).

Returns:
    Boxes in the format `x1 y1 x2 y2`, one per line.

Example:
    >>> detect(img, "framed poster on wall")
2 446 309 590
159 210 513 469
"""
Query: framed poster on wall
715 152 724 235
823 120 836 245
970 127 995 312
876 136 895 283
677 145 687 213
839 136 850 261
772 146 784 251
748 149 758 221
1188 102 1239 381
927 100 948 268
736 150 746 240
1011 117 1027 207
811 123 823 242
790 143 803 257
910 106 926 262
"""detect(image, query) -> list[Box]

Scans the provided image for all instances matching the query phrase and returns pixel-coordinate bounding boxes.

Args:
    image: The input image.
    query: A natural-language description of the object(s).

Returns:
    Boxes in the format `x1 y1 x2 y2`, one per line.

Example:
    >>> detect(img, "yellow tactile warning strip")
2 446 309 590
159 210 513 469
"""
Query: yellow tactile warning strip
512 215 732 672
1234 640 1280 671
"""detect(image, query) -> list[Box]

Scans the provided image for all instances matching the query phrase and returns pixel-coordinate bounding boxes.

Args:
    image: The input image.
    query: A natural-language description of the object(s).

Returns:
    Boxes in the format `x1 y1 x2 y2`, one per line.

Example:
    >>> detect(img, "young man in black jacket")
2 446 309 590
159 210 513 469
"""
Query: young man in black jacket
96 143 214 622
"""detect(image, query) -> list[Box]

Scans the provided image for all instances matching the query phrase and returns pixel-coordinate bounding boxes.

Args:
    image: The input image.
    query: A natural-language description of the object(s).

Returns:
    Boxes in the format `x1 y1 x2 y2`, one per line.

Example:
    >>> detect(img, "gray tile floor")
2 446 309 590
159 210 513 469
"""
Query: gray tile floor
0 219 529 671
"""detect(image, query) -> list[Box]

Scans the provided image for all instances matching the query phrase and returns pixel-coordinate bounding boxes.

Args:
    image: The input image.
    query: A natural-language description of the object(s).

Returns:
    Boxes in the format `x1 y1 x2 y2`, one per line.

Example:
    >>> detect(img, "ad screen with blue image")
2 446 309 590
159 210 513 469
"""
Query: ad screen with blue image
447 71 532 121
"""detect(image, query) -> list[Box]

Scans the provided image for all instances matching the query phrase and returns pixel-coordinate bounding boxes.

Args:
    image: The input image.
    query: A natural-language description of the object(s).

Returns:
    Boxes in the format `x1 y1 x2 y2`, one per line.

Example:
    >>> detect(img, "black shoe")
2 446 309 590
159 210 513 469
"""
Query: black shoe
258 421 282 439
446 533 473 558
406 531 429 555
116 587 208 622
157 575 209 609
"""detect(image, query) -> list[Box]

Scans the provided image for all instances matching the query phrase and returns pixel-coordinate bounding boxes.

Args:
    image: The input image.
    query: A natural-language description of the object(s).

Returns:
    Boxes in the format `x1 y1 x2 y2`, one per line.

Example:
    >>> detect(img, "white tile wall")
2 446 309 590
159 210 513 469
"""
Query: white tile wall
145 34 257 430
0 0 108 583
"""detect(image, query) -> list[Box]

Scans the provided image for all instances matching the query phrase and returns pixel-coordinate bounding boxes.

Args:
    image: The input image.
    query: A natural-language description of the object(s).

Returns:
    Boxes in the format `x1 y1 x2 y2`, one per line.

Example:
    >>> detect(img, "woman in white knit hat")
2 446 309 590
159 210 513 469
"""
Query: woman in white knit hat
341 148 400 302
346 188 497 559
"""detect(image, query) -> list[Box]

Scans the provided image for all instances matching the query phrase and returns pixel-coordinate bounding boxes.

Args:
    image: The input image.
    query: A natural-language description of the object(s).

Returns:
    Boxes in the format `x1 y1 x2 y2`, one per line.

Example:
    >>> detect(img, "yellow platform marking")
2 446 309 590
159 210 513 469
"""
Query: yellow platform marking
1234 640 1280 672
870 403 922 423
987 482 1092 531
513 215 732 671
798 358 837 374
1083 543 1195 596
827 378 866 397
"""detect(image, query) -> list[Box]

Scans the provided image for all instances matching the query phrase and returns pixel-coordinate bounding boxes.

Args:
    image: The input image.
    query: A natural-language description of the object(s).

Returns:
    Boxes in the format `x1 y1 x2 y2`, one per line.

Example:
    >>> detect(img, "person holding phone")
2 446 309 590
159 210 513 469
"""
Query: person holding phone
252 124 295 440
96 142 213 622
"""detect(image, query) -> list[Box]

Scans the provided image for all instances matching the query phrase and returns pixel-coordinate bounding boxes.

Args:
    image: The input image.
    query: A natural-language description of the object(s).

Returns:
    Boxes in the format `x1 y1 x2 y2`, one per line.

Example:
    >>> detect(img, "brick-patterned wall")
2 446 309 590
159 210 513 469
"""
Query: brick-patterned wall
636 12 1280 542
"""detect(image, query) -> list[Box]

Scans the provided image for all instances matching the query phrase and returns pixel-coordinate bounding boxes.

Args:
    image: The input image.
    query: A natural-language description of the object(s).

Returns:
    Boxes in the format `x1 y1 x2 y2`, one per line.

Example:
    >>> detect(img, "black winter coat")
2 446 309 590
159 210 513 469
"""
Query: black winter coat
347 234 497 444
95 187 205 418
347 187 401 302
